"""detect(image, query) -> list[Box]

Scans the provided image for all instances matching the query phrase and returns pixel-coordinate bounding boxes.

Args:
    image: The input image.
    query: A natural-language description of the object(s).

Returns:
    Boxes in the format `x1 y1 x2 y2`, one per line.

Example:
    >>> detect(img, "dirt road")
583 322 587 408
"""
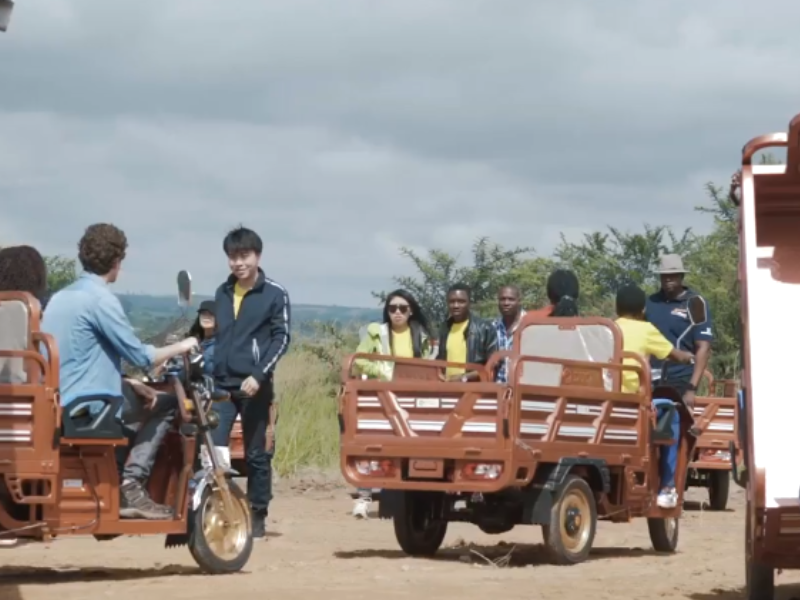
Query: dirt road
1 480 799 600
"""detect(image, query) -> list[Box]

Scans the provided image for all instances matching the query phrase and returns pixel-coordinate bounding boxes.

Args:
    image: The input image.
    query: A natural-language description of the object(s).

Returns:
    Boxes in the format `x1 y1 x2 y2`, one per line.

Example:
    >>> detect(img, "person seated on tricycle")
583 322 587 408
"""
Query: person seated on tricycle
42 224 198 520
615 283 693 509
0 245 49 384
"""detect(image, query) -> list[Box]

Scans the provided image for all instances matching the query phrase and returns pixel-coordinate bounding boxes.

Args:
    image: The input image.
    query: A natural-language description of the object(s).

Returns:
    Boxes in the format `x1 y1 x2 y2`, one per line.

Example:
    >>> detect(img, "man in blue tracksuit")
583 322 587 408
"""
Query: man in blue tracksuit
212 226 291 538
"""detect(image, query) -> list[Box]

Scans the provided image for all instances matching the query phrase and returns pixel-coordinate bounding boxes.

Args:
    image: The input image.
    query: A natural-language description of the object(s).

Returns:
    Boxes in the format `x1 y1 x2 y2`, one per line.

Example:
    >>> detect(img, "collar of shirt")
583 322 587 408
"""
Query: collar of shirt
494 309 526 347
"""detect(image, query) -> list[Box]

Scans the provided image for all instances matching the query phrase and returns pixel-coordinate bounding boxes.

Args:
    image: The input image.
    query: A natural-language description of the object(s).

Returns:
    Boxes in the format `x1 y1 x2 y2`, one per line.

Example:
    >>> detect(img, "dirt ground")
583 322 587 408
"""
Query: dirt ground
1 478 800 600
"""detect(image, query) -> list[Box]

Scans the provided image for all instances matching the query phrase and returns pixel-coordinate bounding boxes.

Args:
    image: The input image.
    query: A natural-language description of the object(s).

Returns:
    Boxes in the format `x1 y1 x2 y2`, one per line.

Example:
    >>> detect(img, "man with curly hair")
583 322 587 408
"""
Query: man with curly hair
42 223 198 520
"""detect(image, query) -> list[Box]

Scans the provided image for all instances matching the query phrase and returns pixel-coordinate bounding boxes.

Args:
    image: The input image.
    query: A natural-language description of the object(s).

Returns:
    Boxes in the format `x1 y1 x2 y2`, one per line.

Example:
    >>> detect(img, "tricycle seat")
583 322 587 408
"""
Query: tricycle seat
61 394 127 442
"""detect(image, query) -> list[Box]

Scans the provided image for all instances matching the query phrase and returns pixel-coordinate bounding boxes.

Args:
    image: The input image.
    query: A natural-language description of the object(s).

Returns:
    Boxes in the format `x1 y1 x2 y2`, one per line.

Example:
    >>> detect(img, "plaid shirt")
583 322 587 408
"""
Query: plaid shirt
493 309 526 383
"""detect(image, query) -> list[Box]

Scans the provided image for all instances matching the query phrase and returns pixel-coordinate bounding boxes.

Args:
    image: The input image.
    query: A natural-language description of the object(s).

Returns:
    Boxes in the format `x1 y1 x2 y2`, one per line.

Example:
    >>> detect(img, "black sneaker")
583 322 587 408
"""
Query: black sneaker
251 510 267 538
120 481 174 520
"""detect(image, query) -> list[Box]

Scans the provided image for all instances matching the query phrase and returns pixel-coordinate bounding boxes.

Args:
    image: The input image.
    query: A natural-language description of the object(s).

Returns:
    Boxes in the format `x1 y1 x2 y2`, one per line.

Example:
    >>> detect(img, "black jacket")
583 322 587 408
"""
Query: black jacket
213 270 291 388
436 315 497 366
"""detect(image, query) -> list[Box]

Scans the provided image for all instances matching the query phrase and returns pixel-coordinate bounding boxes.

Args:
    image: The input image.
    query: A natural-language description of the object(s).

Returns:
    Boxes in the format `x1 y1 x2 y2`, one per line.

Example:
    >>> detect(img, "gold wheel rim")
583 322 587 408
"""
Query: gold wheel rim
665 517 677 541
201 487 250 560
559 490 592 552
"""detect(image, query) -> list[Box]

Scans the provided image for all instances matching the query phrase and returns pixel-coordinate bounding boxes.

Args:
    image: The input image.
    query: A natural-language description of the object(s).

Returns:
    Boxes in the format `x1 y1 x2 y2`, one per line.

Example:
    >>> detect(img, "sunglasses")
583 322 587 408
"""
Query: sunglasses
388 304 410 314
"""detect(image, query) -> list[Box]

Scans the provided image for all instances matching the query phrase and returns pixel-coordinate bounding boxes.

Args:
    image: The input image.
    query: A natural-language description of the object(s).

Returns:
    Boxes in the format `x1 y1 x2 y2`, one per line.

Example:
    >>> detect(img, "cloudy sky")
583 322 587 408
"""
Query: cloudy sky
0 1 796 306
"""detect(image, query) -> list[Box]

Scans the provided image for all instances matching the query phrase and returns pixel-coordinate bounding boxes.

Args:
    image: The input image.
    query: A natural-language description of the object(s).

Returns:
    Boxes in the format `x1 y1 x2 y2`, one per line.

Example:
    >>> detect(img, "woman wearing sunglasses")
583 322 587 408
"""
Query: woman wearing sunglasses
351 289 435 518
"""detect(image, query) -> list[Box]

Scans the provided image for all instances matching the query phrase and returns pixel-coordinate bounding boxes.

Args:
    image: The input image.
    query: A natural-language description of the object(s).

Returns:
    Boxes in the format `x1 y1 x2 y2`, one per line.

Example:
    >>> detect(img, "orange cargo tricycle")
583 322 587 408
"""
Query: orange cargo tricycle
734 113 800 600
0 271 253 573
339 308 709 564
685 370 739 511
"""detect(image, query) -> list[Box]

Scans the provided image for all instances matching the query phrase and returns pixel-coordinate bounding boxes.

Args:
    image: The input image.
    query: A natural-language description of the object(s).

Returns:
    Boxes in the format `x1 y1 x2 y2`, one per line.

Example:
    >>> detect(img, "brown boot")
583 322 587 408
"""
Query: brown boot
119 480 174 520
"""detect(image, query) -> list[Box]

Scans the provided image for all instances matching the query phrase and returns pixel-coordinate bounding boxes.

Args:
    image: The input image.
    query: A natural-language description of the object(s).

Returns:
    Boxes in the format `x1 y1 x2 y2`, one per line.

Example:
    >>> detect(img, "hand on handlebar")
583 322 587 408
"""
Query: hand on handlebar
180 337 200 354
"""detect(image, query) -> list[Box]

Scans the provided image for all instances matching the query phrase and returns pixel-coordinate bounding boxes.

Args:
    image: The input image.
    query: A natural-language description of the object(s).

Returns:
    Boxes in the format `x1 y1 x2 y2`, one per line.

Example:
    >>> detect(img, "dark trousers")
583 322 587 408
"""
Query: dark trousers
211 384 273 515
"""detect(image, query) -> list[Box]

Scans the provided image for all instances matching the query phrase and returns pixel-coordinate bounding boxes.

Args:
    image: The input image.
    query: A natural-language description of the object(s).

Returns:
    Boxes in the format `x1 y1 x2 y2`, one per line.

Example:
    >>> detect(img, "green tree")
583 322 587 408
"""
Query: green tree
44 255 78 293
552 225 698 316
373 237 533 326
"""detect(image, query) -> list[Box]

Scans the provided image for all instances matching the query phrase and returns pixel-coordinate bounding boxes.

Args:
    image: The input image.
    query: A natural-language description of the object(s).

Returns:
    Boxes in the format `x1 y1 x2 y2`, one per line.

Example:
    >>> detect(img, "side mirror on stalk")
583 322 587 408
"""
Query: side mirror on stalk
687 295 707 326
177 271 192 308
0 0 14 33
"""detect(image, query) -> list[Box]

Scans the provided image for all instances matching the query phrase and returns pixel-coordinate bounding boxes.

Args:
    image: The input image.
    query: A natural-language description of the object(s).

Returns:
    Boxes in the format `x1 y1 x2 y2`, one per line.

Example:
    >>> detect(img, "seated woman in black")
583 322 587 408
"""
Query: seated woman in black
546 269 580 317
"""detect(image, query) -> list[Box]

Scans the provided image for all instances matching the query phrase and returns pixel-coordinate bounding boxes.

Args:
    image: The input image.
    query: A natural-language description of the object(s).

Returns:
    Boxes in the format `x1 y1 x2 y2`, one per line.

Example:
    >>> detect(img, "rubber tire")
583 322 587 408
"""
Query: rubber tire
392 491 448 557
648 517 679 553
188 480 254 574
745 508 775 600
542 475 597 565
707 470 730 511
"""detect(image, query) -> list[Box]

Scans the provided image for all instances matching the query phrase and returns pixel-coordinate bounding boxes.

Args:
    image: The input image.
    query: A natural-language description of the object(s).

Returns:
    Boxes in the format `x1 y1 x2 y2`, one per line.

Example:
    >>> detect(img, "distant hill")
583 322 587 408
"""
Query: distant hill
118 293 381 338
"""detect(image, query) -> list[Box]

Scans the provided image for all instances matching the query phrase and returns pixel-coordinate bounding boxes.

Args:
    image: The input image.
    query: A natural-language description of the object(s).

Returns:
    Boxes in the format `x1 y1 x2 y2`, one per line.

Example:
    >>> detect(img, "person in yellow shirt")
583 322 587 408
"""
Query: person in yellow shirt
615 284 693 509
436 283 497 382
351 289 435 518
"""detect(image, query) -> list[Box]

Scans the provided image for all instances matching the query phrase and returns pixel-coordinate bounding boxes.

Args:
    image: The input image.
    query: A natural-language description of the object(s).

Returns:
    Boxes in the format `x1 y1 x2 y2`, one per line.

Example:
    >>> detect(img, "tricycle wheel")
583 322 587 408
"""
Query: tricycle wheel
707 470 730 511
542 475 597 565
648 516 679 553
189 479 253 574
393 491 447 557
745 507 774 600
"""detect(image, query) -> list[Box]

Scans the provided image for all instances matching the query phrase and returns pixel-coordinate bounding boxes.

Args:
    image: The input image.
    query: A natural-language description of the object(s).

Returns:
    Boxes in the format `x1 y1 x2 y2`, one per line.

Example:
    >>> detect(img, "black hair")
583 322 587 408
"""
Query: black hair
447 282 471 299
616 283 646 317
498 284 521 297
383 289 432 358
0 245 48 300
188 302 216 341
547 269 580 317
223 225 263 256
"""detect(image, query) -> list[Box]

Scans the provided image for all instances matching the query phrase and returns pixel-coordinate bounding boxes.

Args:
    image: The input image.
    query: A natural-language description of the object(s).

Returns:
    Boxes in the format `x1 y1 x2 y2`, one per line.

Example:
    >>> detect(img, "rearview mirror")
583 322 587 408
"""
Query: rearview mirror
177 271 192 308
0 0 14 33
687 296 707 326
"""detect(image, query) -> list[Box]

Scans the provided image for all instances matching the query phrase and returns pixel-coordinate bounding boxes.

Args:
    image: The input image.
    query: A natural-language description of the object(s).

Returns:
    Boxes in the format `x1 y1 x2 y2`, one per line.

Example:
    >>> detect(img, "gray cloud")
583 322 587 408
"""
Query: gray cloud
1 0 798 304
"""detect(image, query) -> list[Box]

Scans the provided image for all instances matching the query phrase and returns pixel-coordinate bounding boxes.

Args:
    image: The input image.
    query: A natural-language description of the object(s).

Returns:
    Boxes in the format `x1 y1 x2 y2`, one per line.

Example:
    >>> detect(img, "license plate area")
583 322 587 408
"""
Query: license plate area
407 458 445 479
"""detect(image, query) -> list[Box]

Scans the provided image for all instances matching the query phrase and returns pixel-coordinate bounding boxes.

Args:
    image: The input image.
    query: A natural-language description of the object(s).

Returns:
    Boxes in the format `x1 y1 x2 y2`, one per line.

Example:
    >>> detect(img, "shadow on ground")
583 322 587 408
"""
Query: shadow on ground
335 543 664 567
690 583 800 600
0 564 206 586
683 500 735 514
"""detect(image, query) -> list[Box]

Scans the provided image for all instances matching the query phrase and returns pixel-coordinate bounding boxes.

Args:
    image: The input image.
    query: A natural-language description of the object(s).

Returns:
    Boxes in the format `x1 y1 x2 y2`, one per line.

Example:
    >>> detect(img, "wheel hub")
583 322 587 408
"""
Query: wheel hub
564 506 582 536
202 488 250 560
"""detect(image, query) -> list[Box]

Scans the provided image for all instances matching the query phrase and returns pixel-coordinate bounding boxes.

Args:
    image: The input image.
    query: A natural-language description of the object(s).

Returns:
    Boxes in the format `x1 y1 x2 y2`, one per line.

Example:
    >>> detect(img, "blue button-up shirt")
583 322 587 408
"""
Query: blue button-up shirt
41 273 156 406
645 287 714 382
493 309 526 383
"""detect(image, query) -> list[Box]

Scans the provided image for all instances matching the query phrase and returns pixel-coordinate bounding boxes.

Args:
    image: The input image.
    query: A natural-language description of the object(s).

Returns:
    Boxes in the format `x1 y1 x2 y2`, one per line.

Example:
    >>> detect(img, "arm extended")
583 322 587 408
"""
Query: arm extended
93 293 191 369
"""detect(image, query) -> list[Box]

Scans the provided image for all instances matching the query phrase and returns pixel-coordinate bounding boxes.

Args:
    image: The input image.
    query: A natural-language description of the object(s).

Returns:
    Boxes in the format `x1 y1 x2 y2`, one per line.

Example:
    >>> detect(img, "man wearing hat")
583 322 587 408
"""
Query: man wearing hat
645 254 714 408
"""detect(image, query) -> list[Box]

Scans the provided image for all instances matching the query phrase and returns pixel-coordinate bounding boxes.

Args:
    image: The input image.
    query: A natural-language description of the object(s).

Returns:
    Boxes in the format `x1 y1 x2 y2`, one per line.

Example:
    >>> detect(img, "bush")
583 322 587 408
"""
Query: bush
272 321 360 476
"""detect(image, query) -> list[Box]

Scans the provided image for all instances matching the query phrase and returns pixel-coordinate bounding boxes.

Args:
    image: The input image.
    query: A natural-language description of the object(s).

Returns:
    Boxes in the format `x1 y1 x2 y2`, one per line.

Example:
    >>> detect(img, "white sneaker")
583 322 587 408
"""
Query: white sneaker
352 498 371 519
657 488 678 509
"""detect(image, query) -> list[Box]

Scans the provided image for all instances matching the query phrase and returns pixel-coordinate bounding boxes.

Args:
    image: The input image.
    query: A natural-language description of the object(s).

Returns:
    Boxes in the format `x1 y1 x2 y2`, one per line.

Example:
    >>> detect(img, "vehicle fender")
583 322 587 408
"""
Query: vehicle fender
190 467 241 512
535 458 611 494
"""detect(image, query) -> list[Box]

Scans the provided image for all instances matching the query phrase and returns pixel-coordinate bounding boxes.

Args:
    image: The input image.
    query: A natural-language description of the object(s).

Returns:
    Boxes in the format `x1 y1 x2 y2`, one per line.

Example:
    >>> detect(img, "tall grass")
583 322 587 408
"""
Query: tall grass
272 321 359 476
273 350 340 475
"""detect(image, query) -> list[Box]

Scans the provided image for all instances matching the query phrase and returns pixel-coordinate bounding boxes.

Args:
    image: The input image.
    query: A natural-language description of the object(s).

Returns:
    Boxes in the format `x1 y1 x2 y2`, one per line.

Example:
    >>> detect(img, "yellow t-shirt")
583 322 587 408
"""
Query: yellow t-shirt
616 317 674 394
233 282 248 318
445 320 469 378
391 328 414 358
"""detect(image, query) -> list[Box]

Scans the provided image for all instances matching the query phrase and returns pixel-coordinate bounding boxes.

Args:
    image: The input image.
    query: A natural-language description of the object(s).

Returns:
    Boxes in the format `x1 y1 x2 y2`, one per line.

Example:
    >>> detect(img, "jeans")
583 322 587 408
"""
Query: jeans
211 385 273 515
115 381 179 483
653 398 679 489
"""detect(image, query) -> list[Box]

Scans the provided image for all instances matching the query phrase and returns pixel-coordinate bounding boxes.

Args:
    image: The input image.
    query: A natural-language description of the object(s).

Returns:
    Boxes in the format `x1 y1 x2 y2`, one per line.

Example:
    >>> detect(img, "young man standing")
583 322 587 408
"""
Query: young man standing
493 285 526 383
437 283 497 381
645 254 714 409
212 226 291 539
